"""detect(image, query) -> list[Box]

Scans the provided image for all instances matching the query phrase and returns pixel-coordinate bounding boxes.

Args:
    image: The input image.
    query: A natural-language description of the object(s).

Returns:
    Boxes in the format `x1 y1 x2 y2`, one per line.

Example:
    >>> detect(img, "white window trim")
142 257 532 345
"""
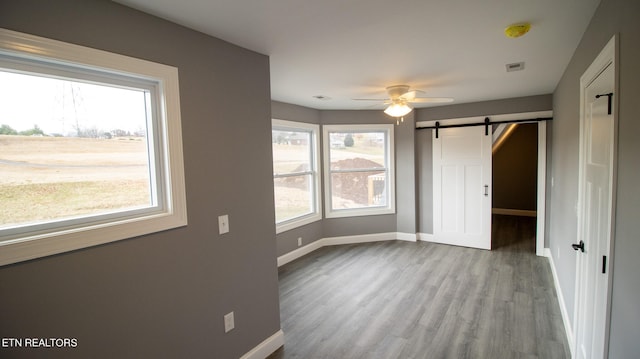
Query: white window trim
0 28 187 266
272 119 321 233
323 124 395 218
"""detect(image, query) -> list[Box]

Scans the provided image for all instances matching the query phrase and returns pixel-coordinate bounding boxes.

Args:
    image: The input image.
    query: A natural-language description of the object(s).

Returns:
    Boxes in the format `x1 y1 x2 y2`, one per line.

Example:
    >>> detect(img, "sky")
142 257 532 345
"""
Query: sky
0 70 148 135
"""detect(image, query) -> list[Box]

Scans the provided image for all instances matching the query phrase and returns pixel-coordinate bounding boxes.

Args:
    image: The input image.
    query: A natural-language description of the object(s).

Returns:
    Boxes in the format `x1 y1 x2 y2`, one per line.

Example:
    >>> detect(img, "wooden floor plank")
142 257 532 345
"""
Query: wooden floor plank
268 215 570 359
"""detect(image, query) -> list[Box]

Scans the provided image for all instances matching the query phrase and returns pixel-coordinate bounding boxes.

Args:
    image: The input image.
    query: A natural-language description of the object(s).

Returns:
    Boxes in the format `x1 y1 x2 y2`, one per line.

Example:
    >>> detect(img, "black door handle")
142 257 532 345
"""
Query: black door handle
572 240 585 253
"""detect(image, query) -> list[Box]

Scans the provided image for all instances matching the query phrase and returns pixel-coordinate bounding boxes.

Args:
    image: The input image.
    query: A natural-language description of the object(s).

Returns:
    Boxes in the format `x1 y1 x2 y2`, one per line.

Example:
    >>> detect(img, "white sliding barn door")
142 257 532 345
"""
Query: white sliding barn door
433 126 491 250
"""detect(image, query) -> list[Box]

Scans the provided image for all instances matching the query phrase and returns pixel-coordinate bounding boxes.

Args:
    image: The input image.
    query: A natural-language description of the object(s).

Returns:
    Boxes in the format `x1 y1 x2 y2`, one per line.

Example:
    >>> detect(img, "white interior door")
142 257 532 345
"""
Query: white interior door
433 126 491 250
574 37 615 359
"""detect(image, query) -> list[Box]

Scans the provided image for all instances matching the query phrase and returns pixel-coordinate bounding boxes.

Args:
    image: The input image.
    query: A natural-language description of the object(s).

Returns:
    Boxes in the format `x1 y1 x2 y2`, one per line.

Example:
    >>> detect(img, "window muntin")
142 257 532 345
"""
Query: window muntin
272 120 320 232
0 28 187 266
323 124 395 218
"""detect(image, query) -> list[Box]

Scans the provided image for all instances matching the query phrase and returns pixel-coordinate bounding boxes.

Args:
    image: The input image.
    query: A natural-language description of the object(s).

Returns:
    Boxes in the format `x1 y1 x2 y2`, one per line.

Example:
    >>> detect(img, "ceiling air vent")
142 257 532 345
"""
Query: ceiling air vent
506 62 525 72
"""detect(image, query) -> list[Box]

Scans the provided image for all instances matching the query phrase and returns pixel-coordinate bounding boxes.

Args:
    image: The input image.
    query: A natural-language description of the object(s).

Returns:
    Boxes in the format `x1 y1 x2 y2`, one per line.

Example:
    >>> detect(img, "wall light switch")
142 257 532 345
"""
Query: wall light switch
218 215 230 235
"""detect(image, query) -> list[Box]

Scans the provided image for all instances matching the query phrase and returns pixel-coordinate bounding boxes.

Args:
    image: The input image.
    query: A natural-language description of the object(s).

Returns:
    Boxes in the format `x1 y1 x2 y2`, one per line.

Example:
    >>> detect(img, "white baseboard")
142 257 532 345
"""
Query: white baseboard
417 232 434 242
240 329 284 359
396 232 418 242
544 249 574 358
277 240 324 267
322 232 398 246
492 208 537 217
277 232 416 267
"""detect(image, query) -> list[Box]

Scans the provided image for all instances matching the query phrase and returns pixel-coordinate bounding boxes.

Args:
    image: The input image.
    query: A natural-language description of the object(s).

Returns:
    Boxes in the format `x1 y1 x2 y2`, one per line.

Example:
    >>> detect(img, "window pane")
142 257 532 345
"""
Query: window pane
272 129 311 174
0 70 152 229
272 120 320 232
274 174 313 222
330 171 387 210
323 124 395 218
329 131 385 170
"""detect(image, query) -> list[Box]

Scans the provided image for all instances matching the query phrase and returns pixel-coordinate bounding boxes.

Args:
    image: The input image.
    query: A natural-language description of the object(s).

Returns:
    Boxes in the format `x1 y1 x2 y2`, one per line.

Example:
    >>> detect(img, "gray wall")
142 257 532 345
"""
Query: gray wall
416 95 552 122
549 0 640 356
415 128 434 234
272 101 321 126
492 124 538 211
395 114 418 234
0 1 280 358
414 95 552 234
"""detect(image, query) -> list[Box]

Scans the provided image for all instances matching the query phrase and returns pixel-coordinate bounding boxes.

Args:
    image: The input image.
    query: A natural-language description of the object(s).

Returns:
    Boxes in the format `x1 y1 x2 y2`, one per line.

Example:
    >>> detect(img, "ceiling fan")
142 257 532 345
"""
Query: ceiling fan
354 85 453 123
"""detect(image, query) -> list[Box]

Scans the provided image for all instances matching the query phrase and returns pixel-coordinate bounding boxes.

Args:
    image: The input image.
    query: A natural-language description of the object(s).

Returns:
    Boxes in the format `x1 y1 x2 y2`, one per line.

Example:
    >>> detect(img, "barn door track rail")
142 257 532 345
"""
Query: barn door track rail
418 116 553 138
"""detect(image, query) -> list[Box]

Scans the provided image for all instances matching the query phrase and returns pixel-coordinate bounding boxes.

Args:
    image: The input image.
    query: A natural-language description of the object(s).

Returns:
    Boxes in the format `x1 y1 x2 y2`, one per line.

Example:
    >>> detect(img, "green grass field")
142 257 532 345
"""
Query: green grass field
0 135 151 227
0 180 150 226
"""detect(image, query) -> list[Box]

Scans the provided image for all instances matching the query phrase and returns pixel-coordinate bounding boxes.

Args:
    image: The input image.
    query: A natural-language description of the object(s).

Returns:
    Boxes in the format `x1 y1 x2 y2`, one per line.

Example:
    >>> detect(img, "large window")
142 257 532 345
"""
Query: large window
272 119 321 233
0 29 187 265
323 124 395 218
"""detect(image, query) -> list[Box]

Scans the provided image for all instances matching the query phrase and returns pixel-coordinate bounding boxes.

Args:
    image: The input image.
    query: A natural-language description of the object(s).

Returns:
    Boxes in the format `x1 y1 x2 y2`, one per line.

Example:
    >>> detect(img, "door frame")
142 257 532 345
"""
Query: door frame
417 110 551 256
573 34 618 359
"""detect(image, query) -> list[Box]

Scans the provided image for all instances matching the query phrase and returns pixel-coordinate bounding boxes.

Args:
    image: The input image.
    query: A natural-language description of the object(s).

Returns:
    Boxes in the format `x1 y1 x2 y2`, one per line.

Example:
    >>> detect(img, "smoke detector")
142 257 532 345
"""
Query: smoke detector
504 23 531 38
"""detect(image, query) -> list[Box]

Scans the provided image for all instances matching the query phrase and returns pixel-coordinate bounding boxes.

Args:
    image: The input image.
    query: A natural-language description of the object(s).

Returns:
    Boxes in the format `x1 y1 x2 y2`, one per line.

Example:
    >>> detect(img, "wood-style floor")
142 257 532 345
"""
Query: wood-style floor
268 215 570 359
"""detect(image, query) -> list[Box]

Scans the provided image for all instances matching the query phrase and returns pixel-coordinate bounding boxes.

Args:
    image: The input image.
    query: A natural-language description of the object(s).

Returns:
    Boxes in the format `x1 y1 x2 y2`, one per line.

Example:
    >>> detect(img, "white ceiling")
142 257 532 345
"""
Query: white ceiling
115 0 600 110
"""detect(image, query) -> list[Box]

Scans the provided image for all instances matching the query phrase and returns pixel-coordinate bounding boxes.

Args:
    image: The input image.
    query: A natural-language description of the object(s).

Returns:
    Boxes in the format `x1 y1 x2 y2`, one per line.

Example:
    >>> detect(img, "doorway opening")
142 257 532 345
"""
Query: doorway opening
491 123 539 252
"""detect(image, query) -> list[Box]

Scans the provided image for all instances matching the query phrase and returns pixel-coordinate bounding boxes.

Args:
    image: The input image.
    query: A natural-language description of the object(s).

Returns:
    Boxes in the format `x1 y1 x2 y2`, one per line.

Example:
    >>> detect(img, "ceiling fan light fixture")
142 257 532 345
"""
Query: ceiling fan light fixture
384 102 412 117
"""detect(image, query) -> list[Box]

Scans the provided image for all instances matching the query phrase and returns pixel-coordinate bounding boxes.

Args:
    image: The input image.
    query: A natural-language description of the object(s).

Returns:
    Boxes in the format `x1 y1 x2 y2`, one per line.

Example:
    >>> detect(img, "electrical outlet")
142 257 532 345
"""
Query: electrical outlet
218 215 229 235
297 237 302 247
224 312 235 333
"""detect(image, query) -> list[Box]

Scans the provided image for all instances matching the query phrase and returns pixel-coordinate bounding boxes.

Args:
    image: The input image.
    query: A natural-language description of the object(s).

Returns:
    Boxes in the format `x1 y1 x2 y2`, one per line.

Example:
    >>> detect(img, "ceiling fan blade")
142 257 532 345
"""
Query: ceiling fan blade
352 98 391 101
400 90 425 100
408 97 454 103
